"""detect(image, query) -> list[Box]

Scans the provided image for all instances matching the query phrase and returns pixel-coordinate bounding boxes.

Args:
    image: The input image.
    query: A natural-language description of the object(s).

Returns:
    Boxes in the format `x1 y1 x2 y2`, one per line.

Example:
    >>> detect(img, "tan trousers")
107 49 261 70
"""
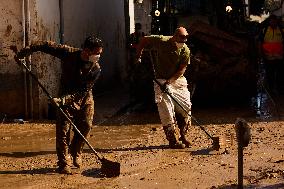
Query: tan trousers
154 77 191 141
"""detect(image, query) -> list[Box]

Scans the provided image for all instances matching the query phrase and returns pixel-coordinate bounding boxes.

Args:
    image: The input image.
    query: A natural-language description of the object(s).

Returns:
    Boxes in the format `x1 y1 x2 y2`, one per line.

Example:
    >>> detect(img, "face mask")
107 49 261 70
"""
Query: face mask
175 42 184 49
83 55 100 70
89 54 100 63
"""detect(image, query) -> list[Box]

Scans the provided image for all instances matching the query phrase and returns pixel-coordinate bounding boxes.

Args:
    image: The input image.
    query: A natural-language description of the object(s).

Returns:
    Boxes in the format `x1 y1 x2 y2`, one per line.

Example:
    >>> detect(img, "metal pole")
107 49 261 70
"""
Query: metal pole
237 122 244 189
235 118 251 189
25 0 33 119
22 0 28 119
237 138 243 189
59 0 64 44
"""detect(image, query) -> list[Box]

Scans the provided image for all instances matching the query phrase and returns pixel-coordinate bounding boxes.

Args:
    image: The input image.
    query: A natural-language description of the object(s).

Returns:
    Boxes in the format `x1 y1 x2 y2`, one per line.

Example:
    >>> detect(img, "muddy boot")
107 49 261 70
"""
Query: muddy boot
169 141 186 149
70 140 83 169
176 114 191 148
70 120 92 168
56 140 72 174
163 125 185 149
57 153 72 174
57 165 72 174
179 136 191 148
73 155 82 168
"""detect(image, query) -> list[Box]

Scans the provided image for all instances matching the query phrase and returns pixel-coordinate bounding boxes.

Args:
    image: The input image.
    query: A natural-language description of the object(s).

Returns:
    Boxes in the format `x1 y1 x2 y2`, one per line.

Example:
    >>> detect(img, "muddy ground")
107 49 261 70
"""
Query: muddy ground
0 93 283 189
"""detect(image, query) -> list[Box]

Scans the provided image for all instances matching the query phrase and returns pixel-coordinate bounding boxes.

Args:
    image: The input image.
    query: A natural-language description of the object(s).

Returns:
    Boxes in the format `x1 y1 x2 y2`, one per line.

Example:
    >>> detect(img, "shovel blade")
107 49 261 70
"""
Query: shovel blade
100 158 120 178
211 137 220 151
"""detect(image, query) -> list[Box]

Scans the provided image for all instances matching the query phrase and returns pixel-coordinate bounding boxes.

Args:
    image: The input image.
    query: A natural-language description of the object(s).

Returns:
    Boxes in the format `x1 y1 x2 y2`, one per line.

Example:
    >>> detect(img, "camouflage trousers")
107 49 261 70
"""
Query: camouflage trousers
56 96 94 168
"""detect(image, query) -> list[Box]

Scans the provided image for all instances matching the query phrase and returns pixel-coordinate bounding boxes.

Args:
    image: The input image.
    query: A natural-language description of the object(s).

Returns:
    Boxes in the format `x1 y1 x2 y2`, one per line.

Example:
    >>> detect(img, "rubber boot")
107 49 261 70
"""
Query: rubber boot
58 163 72 174
69 121 91 169
176 114 191 148
179 136 191 148
56 144 72 174
163 125 185 149
70 135 85 168
72 154 82 168
70 146 83 168
57 154 72 174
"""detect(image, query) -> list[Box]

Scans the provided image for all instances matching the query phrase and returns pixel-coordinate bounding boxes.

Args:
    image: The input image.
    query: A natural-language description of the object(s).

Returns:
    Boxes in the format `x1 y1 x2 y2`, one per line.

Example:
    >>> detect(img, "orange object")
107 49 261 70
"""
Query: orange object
262 42 283 58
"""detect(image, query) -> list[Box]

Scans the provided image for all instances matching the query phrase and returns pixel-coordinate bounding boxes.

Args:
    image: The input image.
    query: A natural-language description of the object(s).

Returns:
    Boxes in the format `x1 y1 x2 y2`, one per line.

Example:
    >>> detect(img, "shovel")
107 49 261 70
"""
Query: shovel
153 78 220 151
14 56 120 177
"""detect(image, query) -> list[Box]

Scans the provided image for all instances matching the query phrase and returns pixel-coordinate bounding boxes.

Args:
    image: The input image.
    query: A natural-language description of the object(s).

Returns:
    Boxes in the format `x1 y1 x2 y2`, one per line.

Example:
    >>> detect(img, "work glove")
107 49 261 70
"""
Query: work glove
135 57 142 65
50 97 63 107
13 55 21 65
160 81 170 93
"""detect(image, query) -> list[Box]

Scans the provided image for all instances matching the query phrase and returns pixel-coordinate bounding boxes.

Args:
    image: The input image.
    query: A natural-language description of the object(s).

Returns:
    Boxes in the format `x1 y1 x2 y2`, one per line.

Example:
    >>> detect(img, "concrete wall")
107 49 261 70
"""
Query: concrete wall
0 0 27 119
33 0 62 119
0 0 129 120
63 0 128 89
134 0 152 35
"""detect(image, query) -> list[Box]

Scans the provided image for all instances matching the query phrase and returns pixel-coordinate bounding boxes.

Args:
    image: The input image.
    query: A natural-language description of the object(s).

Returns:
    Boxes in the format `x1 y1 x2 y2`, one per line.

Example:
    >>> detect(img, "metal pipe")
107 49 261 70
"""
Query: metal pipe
124 0 131 44
236 120 245 189
59 0 64 44
237 139 244 189
25 0 33 119
244 0 249 17
22 0 28 119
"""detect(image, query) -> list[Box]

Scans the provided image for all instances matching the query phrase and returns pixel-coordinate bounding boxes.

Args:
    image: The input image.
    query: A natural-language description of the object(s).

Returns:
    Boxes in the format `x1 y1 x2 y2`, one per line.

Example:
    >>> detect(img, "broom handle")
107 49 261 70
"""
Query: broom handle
16 59 103 161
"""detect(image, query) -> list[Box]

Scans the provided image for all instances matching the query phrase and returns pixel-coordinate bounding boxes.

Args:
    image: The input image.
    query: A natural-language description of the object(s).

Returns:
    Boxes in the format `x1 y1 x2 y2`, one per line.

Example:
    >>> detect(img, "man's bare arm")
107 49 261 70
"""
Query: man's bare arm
167 63 187 84
135 37 149 61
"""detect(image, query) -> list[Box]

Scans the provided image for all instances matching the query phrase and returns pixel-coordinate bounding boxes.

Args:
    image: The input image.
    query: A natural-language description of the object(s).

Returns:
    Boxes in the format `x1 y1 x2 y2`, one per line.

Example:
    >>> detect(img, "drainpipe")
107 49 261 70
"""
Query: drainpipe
22 0 28 119
25 0 33 119
59 0 64 44
244 0 249 18
124 0 130 46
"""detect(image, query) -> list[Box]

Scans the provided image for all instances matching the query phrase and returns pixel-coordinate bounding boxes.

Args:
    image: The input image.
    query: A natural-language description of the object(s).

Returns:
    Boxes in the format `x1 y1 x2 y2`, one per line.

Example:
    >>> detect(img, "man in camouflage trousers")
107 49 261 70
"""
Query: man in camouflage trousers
15 36 103 174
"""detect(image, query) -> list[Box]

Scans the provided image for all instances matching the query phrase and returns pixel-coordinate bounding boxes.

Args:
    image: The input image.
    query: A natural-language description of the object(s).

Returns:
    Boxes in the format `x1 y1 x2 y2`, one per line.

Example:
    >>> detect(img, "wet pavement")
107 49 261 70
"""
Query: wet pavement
0 103 283 189
0 83 284 189
93 85 132 125
251 59 284 120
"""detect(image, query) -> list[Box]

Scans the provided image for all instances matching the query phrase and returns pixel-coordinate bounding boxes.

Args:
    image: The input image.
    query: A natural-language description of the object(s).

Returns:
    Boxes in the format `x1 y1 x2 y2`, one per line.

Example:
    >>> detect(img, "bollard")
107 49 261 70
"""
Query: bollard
235 118 251 189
